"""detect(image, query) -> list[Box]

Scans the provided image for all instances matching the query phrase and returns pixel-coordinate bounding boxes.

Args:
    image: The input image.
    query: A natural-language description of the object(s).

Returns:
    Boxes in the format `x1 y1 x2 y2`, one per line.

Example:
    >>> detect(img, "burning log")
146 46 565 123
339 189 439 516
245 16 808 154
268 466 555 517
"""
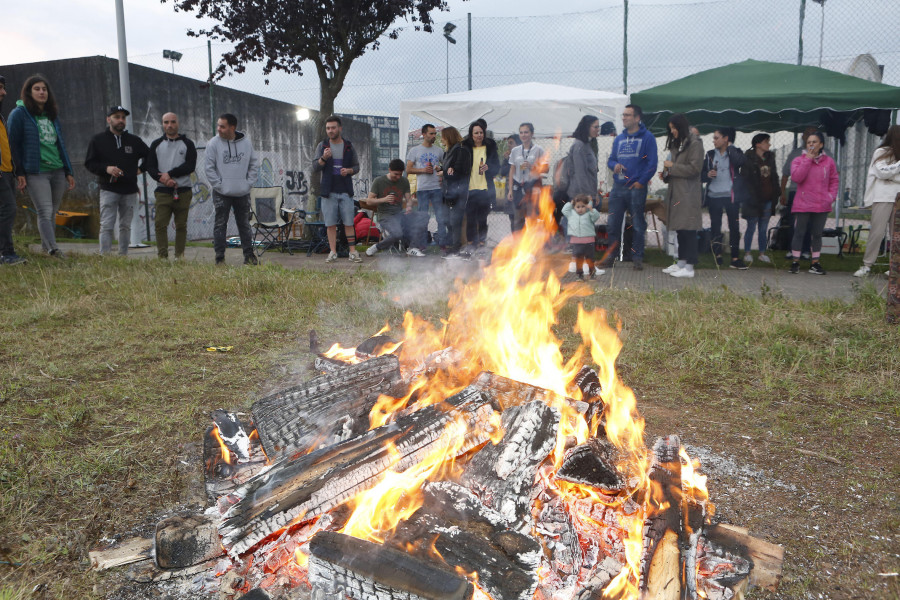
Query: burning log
639 435 684 598
154 512 223 569
220 385 496 557
461 400 559 530
387 481 542 600
252 355 403 457
203 414 269 502
470 371 583 413
556 437 626 494
704 524 783 592
308 531 473 600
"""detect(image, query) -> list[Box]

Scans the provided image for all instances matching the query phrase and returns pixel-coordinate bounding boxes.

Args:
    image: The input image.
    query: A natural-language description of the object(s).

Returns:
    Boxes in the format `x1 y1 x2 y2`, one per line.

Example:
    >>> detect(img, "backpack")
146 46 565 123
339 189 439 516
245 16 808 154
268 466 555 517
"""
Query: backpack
554 151 574 194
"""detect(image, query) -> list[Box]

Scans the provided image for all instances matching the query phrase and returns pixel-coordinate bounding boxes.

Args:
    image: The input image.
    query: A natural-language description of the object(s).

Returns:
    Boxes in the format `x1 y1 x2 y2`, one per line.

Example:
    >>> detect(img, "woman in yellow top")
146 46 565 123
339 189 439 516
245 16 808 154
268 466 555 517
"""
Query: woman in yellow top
461 119 500 253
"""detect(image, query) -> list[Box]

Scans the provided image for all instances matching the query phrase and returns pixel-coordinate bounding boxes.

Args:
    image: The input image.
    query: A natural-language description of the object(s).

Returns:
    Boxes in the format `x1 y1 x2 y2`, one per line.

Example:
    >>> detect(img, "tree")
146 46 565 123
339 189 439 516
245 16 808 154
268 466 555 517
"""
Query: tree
167 0 456 140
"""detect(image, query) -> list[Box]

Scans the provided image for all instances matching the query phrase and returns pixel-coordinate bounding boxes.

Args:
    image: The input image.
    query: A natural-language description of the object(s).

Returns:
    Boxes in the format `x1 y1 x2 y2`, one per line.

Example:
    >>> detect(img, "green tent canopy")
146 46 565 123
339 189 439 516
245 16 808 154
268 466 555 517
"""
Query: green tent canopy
630 59 900 136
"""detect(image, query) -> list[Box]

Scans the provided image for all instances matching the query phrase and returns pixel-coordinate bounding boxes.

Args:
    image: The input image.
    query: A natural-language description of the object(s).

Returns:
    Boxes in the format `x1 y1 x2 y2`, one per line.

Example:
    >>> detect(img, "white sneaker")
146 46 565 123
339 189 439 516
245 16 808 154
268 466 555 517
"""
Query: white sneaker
348 252 363 263
662 263 681 274
853 265 870 277
758 253 772 263
568 261 577 273
325 252 338 263
407 247 425 257
365 245 379 256
671 266 695 278
744 252 754 265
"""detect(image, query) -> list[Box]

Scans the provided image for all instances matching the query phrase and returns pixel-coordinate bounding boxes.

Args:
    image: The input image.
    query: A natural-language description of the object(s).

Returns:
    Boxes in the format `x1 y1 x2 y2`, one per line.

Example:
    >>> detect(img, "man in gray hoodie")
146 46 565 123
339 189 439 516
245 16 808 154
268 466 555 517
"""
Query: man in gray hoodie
205 113 260 265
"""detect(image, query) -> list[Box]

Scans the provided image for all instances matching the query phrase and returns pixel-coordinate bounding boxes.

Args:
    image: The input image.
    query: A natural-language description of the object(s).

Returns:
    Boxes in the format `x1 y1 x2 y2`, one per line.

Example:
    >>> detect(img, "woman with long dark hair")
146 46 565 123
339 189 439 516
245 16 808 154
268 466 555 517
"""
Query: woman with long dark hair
461 119 500 254
440 126 469 257
567 115 600 202
660 113 704 278
856 125 900 278
7 74 75 257
789 131 839 275
741 133 781 264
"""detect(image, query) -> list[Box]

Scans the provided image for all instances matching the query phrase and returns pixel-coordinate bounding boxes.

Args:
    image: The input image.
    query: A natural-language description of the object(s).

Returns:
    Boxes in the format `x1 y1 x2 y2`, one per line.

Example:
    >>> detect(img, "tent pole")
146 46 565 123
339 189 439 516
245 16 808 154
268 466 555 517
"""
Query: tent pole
623 0 629 95
467 13 472 91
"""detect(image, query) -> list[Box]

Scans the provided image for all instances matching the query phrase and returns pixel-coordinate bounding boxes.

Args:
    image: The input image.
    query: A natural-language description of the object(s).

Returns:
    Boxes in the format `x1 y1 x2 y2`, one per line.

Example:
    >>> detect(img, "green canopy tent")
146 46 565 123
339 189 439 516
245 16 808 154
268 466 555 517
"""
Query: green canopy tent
630 59 900 136
631 59 900 222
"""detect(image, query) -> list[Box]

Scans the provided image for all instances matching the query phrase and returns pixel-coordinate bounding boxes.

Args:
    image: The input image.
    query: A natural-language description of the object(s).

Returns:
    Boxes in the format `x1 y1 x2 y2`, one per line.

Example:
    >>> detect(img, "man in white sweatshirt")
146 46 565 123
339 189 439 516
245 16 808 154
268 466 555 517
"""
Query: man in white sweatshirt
205 113 260 265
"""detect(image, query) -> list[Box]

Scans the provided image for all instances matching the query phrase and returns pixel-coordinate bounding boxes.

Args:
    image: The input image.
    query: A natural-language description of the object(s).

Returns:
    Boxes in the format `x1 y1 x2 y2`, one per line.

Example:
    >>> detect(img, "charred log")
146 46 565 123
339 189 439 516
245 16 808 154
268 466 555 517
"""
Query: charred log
308 531 473 600
387 481 542 600
556 438 625 494
154 512 223 569
203 424 270 502
220 386 496 557
355 334 398 359
461 400 560 529
470 371 585 414
252 355 403 457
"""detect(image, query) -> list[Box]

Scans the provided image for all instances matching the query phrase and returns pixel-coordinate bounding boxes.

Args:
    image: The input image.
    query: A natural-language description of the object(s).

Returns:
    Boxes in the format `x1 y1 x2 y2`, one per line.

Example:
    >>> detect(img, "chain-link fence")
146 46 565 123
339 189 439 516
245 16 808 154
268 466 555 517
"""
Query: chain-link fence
126 0 897 249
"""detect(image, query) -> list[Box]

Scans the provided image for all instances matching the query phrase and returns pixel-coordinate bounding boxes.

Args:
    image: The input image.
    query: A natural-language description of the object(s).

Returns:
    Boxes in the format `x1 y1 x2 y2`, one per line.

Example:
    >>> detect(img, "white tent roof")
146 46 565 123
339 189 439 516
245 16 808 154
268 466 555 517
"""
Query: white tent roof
398 82 628 159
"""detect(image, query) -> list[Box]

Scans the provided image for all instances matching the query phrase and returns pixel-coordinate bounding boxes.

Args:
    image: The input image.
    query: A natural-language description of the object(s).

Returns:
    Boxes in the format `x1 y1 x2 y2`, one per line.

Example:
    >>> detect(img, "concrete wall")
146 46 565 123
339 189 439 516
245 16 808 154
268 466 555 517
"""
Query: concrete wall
0 56 372 240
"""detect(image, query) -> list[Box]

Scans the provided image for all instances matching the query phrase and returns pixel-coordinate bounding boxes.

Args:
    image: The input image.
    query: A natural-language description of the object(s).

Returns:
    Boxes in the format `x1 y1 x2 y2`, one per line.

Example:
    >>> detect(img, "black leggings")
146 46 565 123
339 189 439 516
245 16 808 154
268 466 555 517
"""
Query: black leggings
676 230 699 265
791 212 828 255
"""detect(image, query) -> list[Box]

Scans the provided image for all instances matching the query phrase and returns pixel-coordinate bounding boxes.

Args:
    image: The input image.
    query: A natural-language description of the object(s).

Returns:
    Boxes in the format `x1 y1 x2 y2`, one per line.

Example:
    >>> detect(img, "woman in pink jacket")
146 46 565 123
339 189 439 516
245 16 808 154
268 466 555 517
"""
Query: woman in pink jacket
789 131 839 275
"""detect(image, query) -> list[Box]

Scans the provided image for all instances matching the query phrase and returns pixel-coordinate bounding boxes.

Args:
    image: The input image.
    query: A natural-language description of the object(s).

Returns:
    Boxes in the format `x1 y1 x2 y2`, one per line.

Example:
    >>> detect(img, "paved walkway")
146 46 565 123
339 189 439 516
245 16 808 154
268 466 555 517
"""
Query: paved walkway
42 241 885 303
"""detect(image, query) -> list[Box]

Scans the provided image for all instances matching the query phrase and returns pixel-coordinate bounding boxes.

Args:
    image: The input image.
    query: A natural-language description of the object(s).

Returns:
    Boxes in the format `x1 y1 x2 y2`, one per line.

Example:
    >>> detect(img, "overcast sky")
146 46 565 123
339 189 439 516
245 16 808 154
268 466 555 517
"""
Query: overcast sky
5 0 897 117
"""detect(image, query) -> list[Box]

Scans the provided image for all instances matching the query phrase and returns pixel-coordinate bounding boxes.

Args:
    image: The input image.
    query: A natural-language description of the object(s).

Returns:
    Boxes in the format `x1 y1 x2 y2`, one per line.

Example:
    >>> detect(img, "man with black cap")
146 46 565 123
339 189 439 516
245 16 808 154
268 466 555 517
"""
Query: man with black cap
84 105 150 255
0 75 26 264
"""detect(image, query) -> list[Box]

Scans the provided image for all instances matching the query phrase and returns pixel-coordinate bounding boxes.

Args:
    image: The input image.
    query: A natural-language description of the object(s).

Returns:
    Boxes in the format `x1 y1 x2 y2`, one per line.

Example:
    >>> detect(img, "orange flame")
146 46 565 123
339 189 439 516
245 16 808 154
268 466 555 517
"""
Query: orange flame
340 418 468 543
211 425 232 465
322 342 359 363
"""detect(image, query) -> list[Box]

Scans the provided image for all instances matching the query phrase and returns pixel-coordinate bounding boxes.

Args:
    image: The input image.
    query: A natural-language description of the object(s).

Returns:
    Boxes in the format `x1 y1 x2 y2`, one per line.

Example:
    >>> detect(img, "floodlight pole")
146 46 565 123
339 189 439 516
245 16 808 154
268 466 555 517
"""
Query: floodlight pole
467 13 472 91
623 0 629 95
817 0 826 67
446 38 450 93
114 0 132 129
797 0 806 66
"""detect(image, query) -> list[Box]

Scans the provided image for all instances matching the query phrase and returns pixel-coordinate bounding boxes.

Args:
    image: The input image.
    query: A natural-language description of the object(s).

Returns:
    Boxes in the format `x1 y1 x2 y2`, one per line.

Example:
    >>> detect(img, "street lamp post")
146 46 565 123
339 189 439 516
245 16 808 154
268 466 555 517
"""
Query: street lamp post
443 23 457 94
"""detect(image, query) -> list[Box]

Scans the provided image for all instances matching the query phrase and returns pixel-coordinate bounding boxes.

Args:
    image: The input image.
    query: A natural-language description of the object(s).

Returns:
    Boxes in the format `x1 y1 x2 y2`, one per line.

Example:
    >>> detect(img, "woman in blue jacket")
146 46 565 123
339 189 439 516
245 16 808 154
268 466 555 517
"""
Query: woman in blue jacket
7 75 75 257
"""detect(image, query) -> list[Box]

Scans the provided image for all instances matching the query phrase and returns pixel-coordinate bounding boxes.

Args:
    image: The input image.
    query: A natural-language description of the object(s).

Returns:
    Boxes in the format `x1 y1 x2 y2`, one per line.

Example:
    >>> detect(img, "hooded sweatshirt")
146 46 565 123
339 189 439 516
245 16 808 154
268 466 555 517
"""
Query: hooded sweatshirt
204 131 259 197
146 133 197 194
607 123 658 188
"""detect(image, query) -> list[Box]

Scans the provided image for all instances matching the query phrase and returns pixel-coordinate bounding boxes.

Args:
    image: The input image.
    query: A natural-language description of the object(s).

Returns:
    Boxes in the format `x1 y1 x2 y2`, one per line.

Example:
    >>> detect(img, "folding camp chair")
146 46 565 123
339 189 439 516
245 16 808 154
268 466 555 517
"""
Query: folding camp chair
249 187 296 257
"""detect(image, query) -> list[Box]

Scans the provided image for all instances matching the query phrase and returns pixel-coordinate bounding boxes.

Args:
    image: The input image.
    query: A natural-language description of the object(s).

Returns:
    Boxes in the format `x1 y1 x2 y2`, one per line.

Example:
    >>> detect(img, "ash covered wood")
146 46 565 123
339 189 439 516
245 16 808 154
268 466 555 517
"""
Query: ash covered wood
154 512 223 569
388 481 542 600
691 533 752 600
203 424 270 502
470 371 583 413
461 400 560 529
308 531 472 600
220 386 495 557
252 355 403 456
212 409 252 461
556 438 625 494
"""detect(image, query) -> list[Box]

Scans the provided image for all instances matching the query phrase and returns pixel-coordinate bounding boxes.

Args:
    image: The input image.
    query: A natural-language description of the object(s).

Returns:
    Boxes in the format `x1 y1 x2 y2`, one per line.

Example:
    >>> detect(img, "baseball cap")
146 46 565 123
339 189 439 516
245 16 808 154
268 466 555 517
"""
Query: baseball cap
108 105 130 116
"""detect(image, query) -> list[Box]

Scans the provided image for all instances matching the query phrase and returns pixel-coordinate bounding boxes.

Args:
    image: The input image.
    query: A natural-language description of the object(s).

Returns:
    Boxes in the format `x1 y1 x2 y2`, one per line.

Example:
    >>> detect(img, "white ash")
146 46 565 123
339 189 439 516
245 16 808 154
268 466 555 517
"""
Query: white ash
682 444 797 493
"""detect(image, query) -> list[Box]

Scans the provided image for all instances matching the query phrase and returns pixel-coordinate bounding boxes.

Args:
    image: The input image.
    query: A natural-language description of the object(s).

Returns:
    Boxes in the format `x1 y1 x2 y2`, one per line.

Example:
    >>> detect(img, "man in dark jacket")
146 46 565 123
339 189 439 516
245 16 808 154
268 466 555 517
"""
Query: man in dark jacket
701 127 747 268
84 106 150 255
145 112 197 260
311 115 363 263
0 75 26 264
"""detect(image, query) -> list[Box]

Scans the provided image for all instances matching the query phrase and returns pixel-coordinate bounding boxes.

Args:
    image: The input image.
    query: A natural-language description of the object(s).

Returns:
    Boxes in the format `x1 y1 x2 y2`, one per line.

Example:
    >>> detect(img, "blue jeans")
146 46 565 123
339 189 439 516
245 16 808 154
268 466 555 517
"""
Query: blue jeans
744 207 772 253
607 184 648 260
416 188 447 246
707 195 740 258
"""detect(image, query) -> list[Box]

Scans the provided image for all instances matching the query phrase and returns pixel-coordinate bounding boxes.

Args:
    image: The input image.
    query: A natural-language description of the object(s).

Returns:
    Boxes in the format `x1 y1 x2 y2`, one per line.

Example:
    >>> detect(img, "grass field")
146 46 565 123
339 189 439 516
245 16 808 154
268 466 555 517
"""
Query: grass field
0 246 897 599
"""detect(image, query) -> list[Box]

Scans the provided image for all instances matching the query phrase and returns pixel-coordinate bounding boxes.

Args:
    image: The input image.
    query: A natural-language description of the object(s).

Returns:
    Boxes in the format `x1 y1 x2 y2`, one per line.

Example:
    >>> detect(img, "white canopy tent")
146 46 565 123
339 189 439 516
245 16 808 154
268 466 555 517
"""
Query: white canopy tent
398 82 629 160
